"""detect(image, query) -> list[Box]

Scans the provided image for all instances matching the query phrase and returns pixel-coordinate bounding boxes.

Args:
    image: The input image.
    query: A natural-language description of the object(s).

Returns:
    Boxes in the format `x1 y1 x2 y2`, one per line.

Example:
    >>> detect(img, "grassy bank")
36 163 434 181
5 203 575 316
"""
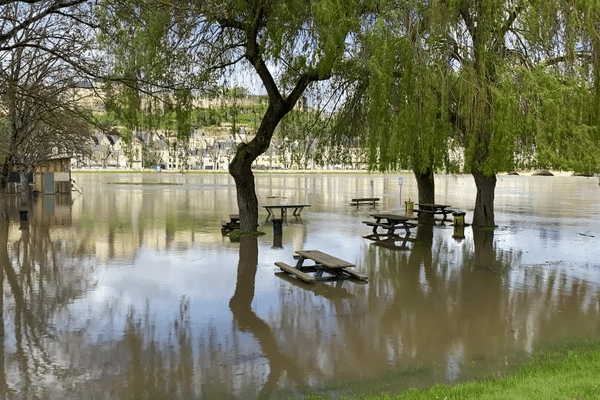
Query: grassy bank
306 337 600 400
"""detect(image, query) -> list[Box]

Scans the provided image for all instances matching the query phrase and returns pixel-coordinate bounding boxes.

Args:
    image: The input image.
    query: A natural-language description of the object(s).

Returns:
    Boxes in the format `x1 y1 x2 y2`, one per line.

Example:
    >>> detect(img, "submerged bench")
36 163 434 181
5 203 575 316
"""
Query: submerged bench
350 197 379 208
414 204 453 223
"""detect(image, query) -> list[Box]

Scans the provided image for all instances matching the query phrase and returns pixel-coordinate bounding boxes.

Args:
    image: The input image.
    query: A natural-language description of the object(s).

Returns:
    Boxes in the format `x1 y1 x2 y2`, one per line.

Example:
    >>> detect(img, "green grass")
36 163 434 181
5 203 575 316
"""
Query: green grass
227 230 266 240
304 337 600 400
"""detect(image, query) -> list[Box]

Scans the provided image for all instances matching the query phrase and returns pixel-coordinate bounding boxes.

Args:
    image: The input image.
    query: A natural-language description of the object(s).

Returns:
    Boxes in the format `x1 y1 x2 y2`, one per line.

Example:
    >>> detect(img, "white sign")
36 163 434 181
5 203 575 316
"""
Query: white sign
54 172 70 182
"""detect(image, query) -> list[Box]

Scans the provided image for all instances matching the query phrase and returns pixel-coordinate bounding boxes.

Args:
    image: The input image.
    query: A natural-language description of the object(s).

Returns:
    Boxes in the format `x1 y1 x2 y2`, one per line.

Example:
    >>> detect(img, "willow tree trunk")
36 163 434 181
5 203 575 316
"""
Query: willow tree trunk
471 169 496 227
414 168 435 204
414 168 435 223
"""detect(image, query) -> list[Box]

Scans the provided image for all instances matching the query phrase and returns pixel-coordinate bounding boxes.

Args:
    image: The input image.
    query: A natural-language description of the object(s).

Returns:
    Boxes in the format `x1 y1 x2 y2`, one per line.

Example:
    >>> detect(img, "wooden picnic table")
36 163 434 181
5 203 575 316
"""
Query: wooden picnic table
415 203 453 222
363 213 417 236
221 213 240 233
263 204 311 220
362 213 417 249
275 249 368 283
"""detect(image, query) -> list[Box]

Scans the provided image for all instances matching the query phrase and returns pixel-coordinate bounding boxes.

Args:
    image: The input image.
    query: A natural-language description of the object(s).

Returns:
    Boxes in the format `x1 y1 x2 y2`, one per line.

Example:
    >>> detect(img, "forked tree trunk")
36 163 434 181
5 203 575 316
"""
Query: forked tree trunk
472 169 496 227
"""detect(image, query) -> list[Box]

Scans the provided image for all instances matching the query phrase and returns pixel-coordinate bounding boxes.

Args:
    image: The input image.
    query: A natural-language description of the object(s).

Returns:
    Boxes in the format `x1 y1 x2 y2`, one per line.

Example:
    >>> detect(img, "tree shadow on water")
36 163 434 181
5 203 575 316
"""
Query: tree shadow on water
229 236 306 394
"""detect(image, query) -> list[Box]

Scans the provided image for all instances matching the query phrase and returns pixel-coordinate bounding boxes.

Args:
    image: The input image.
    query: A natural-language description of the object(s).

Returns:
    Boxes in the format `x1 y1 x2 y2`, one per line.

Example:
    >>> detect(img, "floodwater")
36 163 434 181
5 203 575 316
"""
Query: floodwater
1 172 599 399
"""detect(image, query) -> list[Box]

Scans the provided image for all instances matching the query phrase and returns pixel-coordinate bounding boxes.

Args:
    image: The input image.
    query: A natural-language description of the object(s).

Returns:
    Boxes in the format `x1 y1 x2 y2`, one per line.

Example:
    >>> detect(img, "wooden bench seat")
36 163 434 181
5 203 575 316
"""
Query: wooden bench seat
362 220 396 230
275 262 316 283
362 220 417 229
341 268 369 281
350 197 379 207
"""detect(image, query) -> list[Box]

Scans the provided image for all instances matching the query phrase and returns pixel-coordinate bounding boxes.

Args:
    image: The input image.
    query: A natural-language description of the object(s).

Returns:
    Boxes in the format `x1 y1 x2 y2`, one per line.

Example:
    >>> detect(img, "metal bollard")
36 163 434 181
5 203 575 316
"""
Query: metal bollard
272 218 283 249
272 218 283 237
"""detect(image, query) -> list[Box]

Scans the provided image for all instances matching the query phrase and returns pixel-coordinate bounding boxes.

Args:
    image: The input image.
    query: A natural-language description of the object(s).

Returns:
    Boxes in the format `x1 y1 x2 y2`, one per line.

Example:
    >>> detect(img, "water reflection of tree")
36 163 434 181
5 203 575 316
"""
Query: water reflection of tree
229 237 306 394
0 219 95 397
2 206 600 397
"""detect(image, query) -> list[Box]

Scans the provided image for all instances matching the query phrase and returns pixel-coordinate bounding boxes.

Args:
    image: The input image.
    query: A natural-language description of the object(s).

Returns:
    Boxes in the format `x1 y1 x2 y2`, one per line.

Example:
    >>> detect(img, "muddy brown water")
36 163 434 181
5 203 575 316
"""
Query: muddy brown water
1 172 599 399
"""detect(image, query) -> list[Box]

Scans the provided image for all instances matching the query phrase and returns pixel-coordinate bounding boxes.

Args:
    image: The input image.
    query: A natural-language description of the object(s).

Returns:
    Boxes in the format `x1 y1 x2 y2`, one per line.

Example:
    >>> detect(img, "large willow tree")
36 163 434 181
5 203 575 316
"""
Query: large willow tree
441 0 600 226
328 2 456 206
348 0 600 227
99 0 379 233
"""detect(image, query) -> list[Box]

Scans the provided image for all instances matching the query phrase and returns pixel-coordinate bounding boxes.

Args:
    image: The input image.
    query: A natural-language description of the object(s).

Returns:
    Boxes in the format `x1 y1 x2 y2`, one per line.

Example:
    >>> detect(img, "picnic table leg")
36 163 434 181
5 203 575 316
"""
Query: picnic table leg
402 224 412 235
314 266 324 279
295 257 306 270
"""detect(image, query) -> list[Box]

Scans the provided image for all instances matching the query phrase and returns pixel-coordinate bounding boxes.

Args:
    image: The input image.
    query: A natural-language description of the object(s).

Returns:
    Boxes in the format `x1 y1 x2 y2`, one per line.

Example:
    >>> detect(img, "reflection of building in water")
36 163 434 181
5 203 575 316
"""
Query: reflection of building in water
66 178 239 262
34 194 73 225
2 173 600 398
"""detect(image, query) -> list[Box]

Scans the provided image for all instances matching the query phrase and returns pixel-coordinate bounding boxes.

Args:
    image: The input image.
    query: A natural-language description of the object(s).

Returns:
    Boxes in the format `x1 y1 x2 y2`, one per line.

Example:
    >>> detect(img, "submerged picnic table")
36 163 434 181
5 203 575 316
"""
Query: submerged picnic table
362 213 417 250
275 250 368 283
263 204 311 220
221 214 240 233
415 203 453 222
363 213 417 236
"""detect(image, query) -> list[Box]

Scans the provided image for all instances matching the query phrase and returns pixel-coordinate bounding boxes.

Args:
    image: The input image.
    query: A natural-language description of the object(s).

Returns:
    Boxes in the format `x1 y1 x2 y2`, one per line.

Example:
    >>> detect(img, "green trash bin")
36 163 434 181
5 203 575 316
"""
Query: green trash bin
452 210 466 226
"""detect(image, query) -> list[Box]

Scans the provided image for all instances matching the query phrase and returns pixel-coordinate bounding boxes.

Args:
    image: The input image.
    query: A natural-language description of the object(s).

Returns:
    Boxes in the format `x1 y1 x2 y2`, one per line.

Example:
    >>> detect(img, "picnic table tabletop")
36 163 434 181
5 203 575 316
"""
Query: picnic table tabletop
295 250 355 269
370 213 410 222
416 203 451 209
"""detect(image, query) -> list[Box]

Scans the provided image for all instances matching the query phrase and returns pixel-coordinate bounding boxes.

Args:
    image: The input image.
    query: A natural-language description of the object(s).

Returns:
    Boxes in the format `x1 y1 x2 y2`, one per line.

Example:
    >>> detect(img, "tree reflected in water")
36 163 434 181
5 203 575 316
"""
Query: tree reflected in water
0 212 94 398
1 174 599 398
229 237 305 395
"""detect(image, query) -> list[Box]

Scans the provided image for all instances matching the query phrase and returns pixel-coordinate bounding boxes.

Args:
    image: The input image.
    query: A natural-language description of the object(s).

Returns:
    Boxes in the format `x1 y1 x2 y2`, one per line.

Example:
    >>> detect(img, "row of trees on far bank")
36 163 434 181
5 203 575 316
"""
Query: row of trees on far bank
1 0 599 230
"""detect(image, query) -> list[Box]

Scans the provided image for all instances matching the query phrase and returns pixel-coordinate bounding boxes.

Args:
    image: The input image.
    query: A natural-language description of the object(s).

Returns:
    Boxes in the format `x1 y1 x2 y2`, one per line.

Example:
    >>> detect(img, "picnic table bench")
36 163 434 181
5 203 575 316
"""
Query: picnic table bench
350 197 379 208
275 250 368 283
415 203 453 222
263 204 311 220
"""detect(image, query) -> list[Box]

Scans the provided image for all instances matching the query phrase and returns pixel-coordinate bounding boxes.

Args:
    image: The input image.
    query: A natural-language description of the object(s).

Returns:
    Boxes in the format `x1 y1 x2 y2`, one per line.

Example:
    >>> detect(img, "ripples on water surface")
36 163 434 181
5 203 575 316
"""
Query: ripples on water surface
1 172 599 399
